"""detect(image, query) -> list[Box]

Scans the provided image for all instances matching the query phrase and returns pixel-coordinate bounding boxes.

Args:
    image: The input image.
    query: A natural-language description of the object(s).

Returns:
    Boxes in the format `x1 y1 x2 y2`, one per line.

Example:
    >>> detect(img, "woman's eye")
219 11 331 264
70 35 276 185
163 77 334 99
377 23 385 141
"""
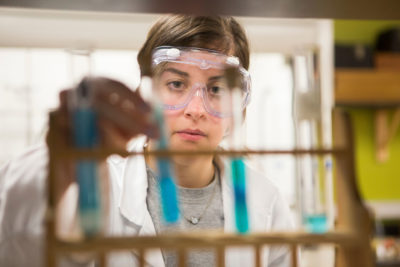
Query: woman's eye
210 86 220 94
167 81 185 91
209 86 227 96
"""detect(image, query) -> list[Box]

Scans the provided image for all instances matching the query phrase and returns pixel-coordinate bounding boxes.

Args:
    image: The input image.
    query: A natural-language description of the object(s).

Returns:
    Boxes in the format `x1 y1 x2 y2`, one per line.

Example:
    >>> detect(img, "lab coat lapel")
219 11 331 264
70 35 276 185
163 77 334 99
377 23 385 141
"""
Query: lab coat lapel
221 158 270 232
136 209 165 267
221 164 235 233
221 159 253 266
119 136 148 227
221 159 271 267
119 136 164 267
118 140 273 266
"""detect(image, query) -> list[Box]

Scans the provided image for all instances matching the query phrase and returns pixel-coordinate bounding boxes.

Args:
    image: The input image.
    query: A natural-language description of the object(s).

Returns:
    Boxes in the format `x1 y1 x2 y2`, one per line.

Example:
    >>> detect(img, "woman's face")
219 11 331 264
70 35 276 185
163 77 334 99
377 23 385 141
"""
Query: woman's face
154 62 231 151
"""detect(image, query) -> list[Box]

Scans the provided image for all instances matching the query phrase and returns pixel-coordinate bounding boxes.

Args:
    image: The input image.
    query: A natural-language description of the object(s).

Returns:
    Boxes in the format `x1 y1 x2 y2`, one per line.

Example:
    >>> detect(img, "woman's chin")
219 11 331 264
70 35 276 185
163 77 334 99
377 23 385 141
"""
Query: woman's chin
170 139 214 152
172 142 203 151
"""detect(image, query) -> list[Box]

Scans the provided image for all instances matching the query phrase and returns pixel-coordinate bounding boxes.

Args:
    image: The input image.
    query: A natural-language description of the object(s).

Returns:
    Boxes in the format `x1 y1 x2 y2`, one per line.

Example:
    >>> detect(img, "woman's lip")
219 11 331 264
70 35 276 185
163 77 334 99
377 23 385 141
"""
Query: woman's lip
176 129 206 136
175 129 206 141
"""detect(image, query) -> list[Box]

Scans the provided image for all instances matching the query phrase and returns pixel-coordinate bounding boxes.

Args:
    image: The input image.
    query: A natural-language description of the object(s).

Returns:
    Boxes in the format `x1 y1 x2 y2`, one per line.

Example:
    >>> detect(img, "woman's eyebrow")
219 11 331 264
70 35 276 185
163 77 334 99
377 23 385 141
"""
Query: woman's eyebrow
163 67 222 81
164 68 189 77
208 75 223 81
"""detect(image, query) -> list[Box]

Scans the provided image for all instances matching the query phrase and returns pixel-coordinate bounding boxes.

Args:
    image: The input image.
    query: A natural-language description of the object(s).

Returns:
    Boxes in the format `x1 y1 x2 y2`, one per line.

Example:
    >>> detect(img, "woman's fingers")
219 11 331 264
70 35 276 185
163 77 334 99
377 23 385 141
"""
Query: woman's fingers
56 77 158 148
48 77 157 213
87 77 158 141
95 92 156 138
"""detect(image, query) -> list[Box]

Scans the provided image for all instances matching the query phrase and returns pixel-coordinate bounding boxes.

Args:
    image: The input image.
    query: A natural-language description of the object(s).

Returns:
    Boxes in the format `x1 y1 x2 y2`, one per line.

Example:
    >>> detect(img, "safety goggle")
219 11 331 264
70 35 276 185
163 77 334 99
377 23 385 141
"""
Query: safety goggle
151 46 251 118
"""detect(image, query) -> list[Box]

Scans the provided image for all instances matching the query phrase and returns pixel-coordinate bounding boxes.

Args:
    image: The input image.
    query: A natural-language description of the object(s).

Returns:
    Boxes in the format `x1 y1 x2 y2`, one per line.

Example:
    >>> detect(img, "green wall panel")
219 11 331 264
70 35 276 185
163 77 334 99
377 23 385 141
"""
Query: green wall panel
335 20 400 45
335 20 400 201
349 110 400 200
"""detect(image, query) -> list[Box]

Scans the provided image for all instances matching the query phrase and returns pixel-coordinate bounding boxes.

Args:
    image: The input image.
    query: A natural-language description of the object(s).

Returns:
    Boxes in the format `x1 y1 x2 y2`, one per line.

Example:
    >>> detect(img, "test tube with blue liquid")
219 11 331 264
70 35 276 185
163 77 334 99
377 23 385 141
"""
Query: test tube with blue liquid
140 76 180 224
292 51 330 233
225 67 249 234
71 79 103 236
301 154 329 233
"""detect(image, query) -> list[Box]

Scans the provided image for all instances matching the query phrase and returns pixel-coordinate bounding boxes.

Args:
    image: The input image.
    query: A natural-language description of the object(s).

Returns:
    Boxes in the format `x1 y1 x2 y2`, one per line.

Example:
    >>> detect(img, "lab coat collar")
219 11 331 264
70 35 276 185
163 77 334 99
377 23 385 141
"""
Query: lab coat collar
219 156 275 266
219 156 275 233
119 136 148 227
118 139 237 230
119 136 165 266
119 139 276 231
119 139 275 266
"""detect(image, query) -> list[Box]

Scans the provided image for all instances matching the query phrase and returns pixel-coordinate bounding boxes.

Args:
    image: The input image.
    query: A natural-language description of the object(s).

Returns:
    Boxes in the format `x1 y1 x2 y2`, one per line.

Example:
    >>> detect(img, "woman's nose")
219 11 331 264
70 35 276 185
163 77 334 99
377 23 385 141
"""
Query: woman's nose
183 89 206 120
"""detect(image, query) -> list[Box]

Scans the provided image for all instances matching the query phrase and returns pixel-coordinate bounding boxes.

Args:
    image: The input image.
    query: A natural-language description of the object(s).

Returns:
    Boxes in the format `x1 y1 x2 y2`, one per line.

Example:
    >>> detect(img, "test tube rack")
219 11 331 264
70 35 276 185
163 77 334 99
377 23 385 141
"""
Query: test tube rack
45 109 374 267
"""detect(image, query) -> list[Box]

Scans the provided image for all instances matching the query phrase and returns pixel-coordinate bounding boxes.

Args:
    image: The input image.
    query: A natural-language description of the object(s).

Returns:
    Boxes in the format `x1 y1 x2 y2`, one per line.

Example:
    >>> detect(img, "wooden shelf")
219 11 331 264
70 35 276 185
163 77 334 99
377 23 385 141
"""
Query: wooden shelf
335 69 400 107
46 109 375 267
376 53 400 70
55 231 359 253
58 148 346 160
334 66 400 161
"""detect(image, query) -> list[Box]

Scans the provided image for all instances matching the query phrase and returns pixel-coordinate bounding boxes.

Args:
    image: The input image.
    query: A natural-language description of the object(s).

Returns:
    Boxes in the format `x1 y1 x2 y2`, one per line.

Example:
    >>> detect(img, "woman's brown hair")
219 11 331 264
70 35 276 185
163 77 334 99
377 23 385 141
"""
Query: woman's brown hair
137 14 250 76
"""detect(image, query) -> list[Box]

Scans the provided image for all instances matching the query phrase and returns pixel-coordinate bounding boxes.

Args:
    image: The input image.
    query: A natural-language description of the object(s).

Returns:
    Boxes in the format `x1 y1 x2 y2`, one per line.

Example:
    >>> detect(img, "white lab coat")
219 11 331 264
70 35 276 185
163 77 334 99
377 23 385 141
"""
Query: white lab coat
0 137 293 267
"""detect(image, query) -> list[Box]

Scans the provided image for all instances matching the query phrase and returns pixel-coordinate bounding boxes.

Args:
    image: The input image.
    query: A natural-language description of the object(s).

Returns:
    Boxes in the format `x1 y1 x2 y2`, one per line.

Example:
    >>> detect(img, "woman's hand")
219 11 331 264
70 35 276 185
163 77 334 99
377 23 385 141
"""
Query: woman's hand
51 76 158 150
46 77 158 236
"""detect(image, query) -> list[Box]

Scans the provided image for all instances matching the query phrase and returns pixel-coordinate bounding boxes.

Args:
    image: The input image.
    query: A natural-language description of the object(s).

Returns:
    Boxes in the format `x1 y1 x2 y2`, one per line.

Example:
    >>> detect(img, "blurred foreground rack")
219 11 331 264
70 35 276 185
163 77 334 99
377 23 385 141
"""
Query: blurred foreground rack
45 109 374 267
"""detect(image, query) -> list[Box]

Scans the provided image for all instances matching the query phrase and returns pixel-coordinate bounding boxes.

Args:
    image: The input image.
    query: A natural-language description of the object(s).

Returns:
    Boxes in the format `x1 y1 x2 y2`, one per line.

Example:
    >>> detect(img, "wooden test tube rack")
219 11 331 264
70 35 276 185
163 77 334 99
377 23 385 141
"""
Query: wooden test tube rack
45 109 374 267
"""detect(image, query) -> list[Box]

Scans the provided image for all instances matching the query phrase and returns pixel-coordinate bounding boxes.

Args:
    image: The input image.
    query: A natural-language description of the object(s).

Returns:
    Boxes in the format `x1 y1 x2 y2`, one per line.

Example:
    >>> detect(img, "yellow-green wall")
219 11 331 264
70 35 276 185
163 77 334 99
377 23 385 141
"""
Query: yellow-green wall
349 110 400 200
335 20 400 45
334 20 400 200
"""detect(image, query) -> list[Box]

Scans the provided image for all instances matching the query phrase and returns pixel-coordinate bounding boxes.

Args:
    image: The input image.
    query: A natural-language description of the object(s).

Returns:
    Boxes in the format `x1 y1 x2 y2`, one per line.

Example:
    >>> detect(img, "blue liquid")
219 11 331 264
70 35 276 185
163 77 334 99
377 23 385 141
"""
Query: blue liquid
157 158 179 223
73 108 102 236
154 107 179 224
231 158 249 234
305 214 328 233
77 161 101 236
73 109 98 148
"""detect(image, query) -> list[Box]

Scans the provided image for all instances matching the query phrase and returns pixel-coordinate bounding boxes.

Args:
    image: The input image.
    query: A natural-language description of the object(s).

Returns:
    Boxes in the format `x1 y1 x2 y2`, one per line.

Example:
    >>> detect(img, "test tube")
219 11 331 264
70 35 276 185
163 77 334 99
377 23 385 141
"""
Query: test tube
140 76 180 224
71 79 102 236
225 67 249 234
292 50 330 233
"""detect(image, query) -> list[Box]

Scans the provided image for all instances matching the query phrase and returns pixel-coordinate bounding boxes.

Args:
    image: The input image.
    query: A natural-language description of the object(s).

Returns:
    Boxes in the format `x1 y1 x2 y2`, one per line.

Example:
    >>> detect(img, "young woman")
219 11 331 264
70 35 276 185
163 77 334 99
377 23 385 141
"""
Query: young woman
0 15 293 267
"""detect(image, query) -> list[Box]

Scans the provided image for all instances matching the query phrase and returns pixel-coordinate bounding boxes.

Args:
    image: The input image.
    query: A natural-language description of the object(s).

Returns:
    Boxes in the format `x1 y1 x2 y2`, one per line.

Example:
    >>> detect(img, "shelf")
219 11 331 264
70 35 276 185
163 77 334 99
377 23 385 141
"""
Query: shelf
335 69 400 107
57 148 347 160
376 53 400 70
376 261 400 267
55 231 359 253
45 110 375 267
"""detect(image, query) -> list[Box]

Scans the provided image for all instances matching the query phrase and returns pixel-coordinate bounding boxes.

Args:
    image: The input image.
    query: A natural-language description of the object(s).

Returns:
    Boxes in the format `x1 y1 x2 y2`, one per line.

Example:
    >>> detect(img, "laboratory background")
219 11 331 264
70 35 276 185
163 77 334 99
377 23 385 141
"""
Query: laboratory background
0 1 400 267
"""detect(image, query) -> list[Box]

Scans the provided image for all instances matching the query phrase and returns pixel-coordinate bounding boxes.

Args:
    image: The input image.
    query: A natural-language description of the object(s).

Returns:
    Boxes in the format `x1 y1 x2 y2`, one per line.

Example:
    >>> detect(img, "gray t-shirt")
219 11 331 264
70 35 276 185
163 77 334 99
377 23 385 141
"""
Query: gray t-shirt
146 164 224 267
